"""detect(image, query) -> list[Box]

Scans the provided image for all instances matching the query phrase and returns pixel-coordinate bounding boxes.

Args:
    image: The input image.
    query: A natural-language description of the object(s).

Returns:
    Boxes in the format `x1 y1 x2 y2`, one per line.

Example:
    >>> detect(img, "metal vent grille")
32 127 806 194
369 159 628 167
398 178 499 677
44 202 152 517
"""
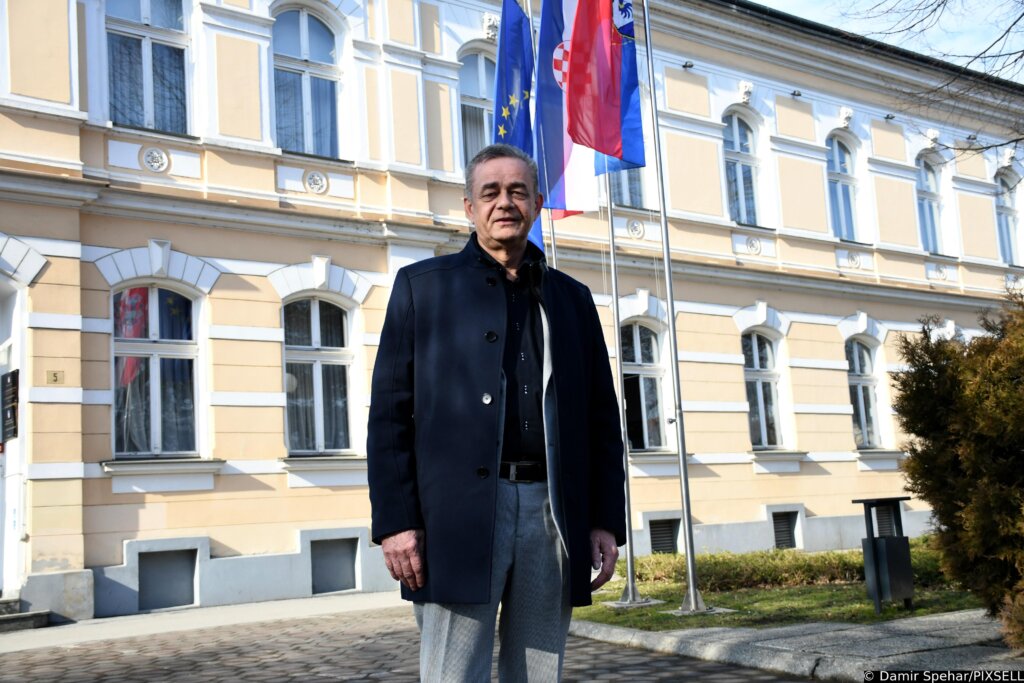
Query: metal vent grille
772 511 798 549
649 519 679 554
876 505 896 537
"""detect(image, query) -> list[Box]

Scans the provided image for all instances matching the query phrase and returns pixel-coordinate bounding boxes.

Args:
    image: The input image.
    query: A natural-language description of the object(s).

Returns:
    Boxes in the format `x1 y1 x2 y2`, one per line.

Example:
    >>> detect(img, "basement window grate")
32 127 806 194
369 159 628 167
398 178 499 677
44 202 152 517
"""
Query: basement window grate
772 511 798 549
649 519 680 554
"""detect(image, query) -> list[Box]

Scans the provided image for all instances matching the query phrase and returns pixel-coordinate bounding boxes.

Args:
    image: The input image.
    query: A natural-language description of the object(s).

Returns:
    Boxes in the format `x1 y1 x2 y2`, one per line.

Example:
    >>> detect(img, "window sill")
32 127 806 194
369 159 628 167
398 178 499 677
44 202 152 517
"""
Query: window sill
856 449 904 472
101 458 225 494
281 455 367 488
750 450 806 475
107 123 200 144
102 458 224 476
281 455 367 471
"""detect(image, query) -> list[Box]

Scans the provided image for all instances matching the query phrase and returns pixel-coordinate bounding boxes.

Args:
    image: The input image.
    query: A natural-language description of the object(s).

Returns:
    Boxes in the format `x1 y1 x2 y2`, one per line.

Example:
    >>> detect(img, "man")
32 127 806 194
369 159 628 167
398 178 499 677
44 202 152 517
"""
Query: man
367 144 626 681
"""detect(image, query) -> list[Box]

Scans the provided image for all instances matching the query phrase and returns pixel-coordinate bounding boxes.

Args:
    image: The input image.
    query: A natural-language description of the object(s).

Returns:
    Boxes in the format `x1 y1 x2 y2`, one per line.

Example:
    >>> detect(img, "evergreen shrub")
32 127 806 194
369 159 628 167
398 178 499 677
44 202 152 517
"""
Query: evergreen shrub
893 293 1024 649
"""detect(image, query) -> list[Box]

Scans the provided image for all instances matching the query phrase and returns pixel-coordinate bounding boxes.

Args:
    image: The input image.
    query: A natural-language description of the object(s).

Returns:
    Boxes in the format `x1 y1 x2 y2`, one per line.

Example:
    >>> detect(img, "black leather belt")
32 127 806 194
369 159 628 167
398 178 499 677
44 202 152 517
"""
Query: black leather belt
499 460 547 483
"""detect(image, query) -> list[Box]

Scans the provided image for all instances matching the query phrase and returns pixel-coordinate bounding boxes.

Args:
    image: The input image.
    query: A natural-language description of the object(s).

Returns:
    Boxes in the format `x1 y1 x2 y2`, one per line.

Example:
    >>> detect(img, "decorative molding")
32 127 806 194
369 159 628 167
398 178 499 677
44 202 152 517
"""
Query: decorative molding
925 261 958 284
856 450 905 471
17 237 82 259
678 351 745 365
752 451 805 474
268 262 375 304
793 403 855 415
619 288 671 323
28 387 84 404
83 390 114 405
838 311 888 344
0 232 48 285
283 456 368 488
95 246 222 293
788 358 849 370
208 325 284 342
210 392 287 407
28 313 82 330
836 248 874 272
732 232 777 258
83 318 114 335
312 255 331 290
683 401 749 412
732 300 791 335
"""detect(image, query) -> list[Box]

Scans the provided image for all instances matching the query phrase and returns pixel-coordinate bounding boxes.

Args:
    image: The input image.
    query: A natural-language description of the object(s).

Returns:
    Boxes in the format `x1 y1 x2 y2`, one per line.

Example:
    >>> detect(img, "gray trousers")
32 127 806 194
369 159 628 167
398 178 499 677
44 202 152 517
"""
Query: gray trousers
415 479 572 682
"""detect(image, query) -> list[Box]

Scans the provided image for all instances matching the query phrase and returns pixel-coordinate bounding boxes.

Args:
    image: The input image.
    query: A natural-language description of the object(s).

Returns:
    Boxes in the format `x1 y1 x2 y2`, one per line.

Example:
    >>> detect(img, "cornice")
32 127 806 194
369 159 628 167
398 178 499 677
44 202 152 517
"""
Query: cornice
0 169 104 208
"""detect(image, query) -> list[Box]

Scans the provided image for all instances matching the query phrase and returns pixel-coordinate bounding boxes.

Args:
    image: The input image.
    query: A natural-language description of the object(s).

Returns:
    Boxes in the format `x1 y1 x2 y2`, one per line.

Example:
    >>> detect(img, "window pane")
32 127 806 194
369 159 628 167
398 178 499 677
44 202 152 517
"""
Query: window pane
827 138 837 172
273 10 301 58
639 326 656 364
319 301 346 348
837 140 851 173
998 213 1016 264
726 160 741 222
153 43 187 134
307 15 335 64
737 119 752 153
742 333 754 369
460 55 480 98
115 356 150 453
829 180 842 238
746 380 763 447
757 334 774 370
722 115 735 151
623 374 644 450
742 163 757 224
841 184 855 240
461 104 486 166
642 376 662 448
108 33 144 128
844 340 856 371
620 326 636 364
158 289 192 340
275 69 305 153
311 77 338 158
322 364 350 450
484 57 496 92
286 363 316 451
762 381 778 446
850 385 865 448
107 0 141 22
857 342 873 374
284 300 312 346
160 358 195 452
114 287 149 339
863 385 878 447
151 0 184 30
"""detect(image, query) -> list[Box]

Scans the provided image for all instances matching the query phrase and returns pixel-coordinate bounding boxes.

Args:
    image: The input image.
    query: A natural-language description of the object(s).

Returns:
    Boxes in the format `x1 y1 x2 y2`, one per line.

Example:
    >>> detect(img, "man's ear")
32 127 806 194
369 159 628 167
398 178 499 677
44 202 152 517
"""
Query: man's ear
464 196 475 221
533 192 543 216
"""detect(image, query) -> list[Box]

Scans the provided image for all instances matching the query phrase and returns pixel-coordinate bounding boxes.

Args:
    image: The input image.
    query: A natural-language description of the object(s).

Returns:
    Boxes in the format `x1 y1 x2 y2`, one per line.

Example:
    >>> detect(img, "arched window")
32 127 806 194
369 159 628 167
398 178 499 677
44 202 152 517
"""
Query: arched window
743 331 780 449
916 156 941 254
106 0 188 134
620 322 663 451
722 113 758 225
846 339 879 449
273 9 338 157
997 175 1018 265
113 285 196 456
284 297 351 454
459 52 496 166
827 136 856 241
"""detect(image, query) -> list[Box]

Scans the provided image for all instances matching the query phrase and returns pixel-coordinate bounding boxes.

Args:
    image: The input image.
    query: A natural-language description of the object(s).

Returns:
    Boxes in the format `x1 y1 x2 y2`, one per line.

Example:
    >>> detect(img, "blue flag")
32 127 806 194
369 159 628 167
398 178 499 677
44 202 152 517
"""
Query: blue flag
493 0 544 249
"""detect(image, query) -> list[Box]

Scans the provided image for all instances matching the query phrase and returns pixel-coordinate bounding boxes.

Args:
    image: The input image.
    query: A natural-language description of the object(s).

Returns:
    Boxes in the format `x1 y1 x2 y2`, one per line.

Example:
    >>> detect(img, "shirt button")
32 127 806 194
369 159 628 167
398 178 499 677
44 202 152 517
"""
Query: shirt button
485 331 498 342
481 393 493 405
476 466 490 479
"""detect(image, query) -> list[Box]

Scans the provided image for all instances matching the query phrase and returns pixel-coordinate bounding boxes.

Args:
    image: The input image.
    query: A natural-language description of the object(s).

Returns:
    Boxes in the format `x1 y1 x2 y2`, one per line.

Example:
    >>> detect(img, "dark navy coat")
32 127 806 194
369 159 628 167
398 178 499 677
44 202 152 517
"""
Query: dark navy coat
367 234 626 607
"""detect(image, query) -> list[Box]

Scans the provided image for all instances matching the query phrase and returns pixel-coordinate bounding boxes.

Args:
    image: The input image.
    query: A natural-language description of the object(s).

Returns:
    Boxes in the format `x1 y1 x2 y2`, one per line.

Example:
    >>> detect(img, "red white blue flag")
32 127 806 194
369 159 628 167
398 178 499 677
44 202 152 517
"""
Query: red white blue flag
565 0 646 172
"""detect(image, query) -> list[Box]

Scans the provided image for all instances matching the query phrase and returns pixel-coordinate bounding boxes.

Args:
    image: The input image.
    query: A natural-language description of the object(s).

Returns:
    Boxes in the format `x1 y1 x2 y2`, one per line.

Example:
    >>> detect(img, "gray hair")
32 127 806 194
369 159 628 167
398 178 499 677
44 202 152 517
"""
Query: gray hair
464 144 540 199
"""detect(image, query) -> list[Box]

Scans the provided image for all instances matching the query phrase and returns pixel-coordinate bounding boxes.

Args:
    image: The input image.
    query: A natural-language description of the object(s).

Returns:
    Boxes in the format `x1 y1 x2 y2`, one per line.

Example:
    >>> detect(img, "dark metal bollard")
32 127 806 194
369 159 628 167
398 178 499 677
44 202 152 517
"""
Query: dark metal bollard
852 496 914 614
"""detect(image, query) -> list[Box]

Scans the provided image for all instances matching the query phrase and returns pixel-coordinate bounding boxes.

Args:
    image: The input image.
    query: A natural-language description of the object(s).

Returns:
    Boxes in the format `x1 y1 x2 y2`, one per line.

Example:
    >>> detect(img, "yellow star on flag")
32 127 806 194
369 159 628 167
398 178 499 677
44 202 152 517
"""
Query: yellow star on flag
498 124 507 138
509 93 518 106
523 90 530 100
502 106 510 118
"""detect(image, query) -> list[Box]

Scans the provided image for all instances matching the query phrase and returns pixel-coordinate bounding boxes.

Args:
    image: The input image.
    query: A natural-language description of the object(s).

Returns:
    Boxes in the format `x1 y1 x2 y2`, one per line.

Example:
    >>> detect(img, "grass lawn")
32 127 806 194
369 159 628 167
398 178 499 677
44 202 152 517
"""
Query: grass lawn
575 580 983 631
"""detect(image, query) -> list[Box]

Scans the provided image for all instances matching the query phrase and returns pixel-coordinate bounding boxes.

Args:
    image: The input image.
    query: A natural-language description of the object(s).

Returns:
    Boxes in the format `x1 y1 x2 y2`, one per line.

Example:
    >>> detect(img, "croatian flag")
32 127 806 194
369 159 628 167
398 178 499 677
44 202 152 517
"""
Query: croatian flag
536 0 599 217
566 0 646 172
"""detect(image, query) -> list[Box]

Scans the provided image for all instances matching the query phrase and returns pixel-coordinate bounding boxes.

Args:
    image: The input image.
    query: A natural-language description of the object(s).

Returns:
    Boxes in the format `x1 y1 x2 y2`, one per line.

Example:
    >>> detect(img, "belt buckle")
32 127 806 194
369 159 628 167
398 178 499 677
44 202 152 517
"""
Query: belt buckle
509 462 533 484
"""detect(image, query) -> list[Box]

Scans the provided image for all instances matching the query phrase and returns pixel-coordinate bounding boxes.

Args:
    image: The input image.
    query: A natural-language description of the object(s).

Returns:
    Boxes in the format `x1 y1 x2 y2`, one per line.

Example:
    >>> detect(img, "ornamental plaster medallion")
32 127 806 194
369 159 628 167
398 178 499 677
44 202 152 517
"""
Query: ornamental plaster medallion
142 147 169 173
745 236 762 256
935 265 948 281
627 219 645 239
847 251 862 269
483 13 500 41
305 171 328 195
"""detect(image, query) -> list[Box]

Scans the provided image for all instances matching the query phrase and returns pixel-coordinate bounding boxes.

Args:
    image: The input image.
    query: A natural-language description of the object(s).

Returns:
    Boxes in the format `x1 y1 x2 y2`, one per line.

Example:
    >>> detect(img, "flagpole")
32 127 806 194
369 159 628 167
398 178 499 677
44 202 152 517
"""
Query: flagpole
639 0 705 614
603 173 652 608
521 0 559 269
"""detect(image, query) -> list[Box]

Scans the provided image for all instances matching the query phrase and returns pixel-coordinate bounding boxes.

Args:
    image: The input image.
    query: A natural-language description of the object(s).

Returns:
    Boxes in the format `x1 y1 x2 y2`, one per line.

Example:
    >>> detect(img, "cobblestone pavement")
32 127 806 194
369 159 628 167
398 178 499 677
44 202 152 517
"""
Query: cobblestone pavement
1 607 806 682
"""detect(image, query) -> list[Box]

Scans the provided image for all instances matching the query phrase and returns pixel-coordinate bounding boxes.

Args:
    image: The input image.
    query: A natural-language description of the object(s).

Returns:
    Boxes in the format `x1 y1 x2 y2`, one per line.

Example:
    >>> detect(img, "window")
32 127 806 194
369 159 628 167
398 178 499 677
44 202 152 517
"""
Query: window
997 176 1018 265
620 323 663 451
273 9 338 157
846 339 880 449
610 167 644 209
106 0 188 134
649 519 679 554
460 52 496 166
916 156 941 253
284 298 351 454
113 286 196 456
827 136 856 241
722 113 758 225
743 331 781 449
772 511 798 549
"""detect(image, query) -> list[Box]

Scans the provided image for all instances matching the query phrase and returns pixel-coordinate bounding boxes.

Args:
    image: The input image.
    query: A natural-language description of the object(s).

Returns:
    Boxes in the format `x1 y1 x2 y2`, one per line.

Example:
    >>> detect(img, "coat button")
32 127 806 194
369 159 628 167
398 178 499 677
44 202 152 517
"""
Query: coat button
481 393 492 405
486 276 497 286
484 330 498 342
476 466 490 479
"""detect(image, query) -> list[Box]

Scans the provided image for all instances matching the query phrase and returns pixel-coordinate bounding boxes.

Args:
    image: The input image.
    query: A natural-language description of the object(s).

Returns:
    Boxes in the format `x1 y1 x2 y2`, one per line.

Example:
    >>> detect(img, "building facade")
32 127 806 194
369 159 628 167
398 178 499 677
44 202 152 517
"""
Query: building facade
0 0 1021 620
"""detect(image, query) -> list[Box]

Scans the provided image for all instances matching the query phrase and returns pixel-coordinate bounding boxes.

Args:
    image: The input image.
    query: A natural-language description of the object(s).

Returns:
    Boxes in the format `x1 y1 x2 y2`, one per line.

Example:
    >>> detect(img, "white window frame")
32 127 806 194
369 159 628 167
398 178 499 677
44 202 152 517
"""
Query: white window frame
459 51 496 167
827 136 857 242
620 322 665 452
846 338 880 449
610 167 645 209
105 0 190 134
272 8 341 157
112 284 198 458
284 297 354 455
916 156 942 254
743 331 781 450
997 175 1019 266
722 113 758 226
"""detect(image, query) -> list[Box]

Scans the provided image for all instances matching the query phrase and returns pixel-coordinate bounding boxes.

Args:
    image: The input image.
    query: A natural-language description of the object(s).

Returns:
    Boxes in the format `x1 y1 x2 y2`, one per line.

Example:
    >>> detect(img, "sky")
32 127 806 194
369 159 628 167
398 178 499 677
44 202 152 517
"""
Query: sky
751 0 1020 81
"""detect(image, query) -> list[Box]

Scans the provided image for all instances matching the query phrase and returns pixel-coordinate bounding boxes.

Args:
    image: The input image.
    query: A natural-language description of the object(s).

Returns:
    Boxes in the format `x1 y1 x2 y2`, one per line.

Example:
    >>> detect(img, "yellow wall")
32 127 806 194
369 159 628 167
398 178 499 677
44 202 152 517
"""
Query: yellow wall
778 156 827 232
387 0 416 45
666 133 722 217
216 35 262 141
874 176 919 247
665 68 710 117
954 148 988 179
775 96 815 141
870 120 906 162
424 81 453 172
391 70 422 165
8 0 71 103
419 3 440 54
959 192 998 260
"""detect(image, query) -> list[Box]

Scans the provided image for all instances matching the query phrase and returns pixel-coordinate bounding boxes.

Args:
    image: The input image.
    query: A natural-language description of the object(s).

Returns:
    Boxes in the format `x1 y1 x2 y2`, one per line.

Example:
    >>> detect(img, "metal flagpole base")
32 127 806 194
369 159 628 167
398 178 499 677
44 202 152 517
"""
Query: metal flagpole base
604 597 665 610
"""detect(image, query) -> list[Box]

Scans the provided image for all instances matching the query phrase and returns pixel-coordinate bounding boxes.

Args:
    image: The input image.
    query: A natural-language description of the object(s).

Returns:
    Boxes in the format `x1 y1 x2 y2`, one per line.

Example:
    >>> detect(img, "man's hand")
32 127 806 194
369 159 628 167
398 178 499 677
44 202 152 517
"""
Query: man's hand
381 529 426 591
589 528 619 591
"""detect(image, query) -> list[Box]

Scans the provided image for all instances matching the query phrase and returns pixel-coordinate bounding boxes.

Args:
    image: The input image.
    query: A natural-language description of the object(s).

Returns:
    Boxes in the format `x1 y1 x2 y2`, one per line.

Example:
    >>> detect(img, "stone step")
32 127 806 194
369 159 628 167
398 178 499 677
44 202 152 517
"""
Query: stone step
0 598 20 616
0 610 50 633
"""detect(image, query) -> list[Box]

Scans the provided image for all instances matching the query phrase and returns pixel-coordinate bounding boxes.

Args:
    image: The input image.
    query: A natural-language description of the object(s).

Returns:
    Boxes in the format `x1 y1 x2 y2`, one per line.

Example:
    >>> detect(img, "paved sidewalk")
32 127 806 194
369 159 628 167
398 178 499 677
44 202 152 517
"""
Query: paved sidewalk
572 608 1024 681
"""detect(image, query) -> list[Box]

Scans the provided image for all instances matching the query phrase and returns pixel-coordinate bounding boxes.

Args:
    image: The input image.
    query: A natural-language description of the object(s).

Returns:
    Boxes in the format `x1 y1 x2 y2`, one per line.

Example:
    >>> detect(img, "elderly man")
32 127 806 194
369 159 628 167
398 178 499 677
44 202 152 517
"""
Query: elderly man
367 144 626 681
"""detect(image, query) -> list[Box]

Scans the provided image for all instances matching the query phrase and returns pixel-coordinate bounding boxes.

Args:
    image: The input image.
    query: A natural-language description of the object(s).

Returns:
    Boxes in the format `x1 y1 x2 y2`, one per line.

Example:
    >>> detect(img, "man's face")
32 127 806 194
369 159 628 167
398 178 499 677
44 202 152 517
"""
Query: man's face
464 157 543 253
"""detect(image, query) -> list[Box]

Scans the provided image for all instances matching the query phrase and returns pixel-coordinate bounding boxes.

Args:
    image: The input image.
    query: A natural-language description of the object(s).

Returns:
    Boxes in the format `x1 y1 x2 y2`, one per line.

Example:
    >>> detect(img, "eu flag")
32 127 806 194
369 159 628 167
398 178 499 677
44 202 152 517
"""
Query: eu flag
493 0 533 154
